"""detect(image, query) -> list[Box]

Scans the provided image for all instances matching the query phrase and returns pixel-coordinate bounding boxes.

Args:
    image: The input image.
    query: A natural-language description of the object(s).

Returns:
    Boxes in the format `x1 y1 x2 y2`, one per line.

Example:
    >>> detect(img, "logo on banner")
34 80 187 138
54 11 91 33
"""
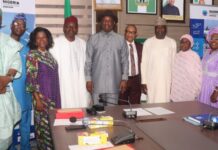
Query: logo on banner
209 10 218 17
193 38 205 58
2 0 20 8
190 19 204 38
202 10 208 16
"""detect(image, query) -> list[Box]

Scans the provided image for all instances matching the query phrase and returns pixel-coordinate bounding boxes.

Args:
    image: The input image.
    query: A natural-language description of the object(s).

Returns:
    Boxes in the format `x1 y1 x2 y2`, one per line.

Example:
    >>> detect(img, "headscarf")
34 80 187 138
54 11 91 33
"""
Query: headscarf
207 27 218 42
180 34 194 48
64 16 78 25
155 17 166 26
13 13 26 23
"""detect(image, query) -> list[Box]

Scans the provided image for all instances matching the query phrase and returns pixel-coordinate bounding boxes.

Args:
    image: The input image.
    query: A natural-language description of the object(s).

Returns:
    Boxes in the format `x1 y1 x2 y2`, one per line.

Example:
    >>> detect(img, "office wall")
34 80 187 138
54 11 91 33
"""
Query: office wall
118 0 218 44
35 0 92 40
35 0 218 42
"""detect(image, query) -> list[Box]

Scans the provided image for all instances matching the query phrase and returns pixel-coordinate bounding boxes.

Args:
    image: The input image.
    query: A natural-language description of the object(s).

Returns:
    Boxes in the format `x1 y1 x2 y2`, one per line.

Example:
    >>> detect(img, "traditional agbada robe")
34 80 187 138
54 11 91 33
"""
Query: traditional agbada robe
170 50 202 102
50 35 90 108
0 32 22 149
141 36 176 103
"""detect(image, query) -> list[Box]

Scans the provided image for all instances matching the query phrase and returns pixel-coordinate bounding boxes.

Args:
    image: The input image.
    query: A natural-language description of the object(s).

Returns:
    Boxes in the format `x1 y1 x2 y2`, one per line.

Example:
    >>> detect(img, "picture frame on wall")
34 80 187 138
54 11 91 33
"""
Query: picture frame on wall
191 0 213 5
161 0 185 22
126 0 157 15
94 0 122 10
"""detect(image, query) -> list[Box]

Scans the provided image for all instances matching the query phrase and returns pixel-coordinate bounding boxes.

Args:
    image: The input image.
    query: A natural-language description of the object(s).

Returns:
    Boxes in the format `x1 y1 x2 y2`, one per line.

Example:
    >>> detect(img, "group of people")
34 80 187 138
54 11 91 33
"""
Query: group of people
0 7 218 150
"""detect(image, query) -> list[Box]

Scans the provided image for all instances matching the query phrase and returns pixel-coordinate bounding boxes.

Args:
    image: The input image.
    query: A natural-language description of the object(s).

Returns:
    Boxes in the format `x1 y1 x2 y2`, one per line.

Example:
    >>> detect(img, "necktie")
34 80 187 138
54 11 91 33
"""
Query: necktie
129 44 136 76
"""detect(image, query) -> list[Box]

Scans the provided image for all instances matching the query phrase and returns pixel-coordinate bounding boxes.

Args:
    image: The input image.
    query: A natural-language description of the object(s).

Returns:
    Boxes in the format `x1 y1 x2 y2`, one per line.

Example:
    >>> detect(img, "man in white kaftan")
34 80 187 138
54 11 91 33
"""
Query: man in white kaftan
0 9 22 149
50 16 90 108
141 17 176 103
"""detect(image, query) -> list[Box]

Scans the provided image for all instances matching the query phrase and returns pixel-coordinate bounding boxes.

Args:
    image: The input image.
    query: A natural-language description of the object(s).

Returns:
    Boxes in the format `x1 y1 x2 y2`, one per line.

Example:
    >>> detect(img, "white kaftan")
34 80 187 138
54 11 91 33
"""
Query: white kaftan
141 36 176 103
0 33 22 149
50 36 90 108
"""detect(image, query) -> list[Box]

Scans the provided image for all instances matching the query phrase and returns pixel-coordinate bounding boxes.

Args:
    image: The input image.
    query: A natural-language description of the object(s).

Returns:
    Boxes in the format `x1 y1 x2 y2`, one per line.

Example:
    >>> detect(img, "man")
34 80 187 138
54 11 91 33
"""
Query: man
119 25 142 105
10 13 32 150
85 10 128 105
141 17 176 103
50 16 90 108
162 0 180 16
0 8 22 150
199 0 205 4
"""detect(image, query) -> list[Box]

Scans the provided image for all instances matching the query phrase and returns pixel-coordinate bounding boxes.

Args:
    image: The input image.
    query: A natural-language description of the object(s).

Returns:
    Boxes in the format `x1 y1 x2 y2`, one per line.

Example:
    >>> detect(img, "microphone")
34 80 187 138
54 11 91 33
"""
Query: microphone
65 117 86 131
99 94 137 119
202 112 218 130
69 116 136 145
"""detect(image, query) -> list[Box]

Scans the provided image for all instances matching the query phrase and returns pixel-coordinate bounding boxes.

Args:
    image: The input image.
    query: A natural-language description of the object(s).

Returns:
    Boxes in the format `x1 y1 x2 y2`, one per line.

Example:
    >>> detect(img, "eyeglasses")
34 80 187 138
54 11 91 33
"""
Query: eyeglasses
13 22 26 29
126 30 136 34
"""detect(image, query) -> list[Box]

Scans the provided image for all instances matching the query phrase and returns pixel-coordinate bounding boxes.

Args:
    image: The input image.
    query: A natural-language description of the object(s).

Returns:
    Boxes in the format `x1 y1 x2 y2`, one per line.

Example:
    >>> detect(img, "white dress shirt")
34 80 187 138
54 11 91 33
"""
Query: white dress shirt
127 41 139 76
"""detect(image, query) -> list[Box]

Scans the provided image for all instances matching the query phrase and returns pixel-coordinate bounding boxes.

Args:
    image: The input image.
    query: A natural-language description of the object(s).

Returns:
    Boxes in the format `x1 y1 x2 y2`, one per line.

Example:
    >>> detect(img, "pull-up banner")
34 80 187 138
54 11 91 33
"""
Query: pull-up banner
0 0 35 41
0 0 36 145
190 4 218 58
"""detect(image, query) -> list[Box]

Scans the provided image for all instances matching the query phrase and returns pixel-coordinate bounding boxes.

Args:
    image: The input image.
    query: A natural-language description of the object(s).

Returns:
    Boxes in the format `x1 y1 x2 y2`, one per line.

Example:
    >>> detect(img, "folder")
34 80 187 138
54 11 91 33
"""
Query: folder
183 114 210 126
101 144 134 150
56 108 84 119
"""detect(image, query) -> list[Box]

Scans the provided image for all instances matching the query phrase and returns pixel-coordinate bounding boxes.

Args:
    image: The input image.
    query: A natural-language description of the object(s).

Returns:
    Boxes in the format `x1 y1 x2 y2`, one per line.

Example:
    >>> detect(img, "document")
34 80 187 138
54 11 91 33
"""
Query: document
123 108 152 116
140 93 147 102
144 107 174 115
53 119 82 126
69 141 113 150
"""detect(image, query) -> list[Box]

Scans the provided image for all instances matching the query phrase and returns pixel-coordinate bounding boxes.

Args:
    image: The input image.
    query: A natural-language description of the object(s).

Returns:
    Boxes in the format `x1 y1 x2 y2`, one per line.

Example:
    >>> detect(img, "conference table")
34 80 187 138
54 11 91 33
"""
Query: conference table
49 101 218 150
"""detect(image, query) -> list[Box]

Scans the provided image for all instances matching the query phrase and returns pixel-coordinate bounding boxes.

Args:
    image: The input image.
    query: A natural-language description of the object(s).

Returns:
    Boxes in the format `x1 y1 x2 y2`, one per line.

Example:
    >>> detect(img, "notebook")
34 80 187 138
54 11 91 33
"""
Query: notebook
183 114 210 126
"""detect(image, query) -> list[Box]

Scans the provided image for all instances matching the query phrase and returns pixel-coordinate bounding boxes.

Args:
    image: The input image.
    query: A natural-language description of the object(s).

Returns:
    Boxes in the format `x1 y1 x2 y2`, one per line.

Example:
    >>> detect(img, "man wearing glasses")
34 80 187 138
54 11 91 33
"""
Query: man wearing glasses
10 13 32 150
119 25 143 105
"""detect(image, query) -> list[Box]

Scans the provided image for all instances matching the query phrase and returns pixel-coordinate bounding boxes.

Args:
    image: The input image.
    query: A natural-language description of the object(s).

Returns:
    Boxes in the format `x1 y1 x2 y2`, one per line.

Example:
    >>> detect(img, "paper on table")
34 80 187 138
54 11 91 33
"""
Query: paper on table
144 107 174 115
53 119 82 126
68 141 113 150
123 108 152 116
140 93 148 102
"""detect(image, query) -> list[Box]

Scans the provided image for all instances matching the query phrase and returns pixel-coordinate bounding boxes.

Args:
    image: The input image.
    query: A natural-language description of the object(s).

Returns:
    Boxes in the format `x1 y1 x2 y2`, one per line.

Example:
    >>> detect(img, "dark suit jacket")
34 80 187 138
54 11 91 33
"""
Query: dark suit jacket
118 42 143 104
135 42 143 78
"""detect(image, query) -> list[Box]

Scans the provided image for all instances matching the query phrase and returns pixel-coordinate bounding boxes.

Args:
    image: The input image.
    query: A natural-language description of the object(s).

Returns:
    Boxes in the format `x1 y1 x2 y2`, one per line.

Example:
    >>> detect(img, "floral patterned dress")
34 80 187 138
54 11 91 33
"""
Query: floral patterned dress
26 49 61 150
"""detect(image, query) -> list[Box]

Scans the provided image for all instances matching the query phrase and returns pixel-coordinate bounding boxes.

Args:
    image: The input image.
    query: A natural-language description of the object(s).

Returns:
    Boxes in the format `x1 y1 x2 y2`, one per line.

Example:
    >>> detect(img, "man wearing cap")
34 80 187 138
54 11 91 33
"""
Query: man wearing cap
50 16 90 108
141 17 176 103
85 10 128 105
10 13 32 150
0 8 22 150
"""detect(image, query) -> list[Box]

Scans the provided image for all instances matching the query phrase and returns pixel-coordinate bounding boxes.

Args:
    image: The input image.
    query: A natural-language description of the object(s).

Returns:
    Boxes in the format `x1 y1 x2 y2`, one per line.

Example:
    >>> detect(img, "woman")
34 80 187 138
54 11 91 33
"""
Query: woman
170 34 202 102
26 27 61 149
199 27 218 108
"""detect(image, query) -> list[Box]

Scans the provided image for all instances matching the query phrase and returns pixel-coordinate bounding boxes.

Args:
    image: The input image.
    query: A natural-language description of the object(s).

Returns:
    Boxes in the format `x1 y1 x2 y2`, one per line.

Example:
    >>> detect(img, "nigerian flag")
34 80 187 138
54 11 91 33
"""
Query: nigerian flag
64 0 72 18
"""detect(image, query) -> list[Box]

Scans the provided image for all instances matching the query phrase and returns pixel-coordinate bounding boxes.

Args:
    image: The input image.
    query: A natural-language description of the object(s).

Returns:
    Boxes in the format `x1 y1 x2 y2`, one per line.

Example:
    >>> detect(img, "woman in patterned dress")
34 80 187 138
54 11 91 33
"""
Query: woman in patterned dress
26 27 61 150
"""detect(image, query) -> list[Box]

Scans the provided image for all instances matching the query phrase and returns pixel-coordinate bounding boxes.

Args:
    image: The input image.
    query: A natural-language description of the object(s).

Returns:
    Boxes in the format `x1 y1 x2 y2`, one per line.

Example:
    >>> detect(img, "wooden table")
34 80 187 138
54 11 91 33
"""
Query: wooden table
49 101 218 150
